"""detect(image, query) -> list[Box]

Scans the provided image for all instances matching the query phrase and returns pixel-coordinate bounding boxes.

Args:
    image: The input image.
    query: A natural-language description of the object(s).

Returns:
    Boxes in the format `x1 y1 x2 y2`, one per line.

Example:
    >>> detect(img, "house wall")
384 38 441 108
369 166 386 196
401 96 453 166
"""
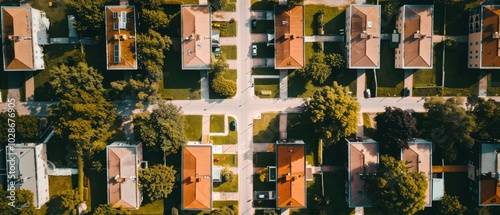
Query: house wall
395 7 404 68
34 144 49 209
468 32 481 68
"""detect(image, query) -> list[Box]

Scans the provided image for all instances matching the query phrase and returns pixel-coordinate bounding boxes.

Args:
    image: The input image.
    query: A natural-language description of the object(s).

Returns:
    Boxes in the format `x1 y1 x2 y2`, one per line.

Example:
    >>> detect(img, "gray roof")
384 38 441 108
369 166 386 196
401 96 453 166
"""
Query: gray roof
481 143 500 173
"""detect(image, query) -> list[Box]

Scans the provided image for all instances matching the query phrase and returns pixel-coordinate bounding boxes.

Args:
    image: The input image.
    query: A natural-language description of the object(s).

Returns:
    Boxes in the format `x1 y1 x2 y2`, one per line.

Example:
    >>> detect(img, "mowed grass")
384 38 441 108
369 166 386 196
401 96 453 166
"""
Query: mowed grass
252 68 280 75
221 45 237 59
211 116 238 144
214 21 237 37
160 50 201 100
377 41 404 97
221 0 237 11
253 113 279 143
210 114 225 133
213 154 238 167
213 175 238 192
184 115 202 141
254 78 280 98
304 4 346 36
129 199 164 215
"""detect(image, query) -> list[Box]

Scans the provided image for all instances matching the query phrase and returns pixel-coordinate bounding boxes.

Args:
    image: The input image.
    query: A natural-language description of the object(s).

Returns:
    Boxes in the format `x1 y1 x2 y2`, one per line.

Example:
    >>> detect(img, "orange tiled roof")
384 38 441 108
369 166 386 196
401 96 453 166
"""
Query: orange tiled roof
348 5 380 68
481 6 500 67
181 5 211 70
276 144 306 208
107 145 141 209
274 5 304 69
401 5 433 68
1 7 34 70
182 145 212 210
105 6 137 70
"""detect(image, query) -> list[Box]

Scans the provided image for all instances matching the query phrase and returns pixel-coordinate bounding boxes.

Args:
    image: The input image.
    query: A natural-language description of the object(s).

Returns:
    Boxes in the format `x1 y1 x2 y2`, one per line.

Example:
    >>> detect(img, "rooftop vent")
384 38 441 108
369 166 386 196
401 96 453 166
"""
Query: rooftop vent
494 32 500 39
367 21 373 29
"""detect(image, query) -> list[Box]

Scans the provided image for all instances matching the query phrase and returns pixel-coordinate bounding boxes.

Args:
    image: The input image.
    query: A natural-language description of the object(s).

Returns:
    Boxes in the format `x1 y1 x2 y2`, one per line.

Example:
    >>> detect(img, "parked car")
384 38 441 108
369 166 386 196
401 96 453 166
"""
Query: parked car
364 89 371 98
213 47 221 57
252 45 257 56
252 19 257 29
254 191 276 200
229 121 236 131
402 87 410 97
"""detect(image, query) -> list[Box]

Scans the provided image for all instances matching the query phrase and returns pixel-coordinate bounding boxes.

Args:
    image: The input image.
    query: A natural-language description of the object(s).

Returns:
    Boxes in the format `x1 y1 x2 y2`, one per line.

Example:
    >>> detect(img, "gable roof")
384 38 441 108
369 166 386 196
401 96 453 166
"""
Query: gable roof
402 139 432 207
107 143 141 209
401 5 433 68
347 140 378 207
347 5 380 68
274 5 304 69
276 144 306 208
1 7 35 70
181 5 212 70
182 145 212 210
105 6 137 70
481 5 500 67
479 143 500 205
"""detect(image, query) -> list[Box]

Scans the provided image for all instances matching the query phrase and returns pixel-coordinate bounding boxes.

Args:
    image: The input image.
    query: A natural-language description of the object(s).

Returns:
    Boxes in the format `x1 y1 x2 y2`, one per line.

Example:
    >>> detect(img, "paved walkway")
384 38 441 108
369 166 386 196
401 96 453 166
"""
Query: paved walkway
433 35 468 43
213 192 239 201
404 69 414 96
212 11 237 21
200 71 209 100
202 114 211 144
251 34 268 43
220 37 237 46
305 35 344 42
253 143 274 152
252 75 280 79
251 11 273 20
479 71 488 96
25 72 35 101
252 58 274 68
8 73 21 102
356 69 365 98
122 115 134 141
279 70 288 99
227 60 238 69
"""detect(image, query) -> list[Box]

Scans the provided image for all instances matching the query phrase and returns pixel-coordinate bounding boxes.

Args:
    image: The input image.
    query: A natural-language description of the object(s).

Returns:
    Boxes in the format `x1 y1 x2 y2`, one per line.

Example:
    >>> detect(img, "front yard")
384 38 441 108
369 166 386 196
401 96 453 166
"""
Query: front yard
213 154 238 167
210 116 238 144
254 79 280 98
184 115 202 141
253 113 279 143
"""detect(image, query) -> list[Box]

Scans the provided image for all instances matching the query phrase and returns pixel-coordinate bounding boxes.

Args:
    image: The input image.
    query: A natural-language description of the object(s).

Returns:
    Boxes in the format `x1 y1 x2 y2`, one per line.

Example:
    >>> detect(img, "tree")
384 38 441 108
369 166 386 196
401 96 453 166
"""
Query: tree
0 112 38 143
212 74 237 97
327 53 345 69
368 155 428 215
472 207 491 215
66 0 104 33
423 97 475 161
141 9 169 31
444 38 458 50
134 103 187 155
49 62 104 97
383 2 398 18
299 51 332 85
210 0 228 11
210 206 237 215
263 210 278 215
306 82 360 146
139 165 176 201
221 166 236 182
93 204 131 215
137 29 172 80
212 56 229 73
437 194 467 215
288 0 304 4
110 77 160 102
0 189 38 215
135 0 163 10
171 207 179 215
314 195 333 215
470 98 500 141
46 189 80 215
374 107 418 157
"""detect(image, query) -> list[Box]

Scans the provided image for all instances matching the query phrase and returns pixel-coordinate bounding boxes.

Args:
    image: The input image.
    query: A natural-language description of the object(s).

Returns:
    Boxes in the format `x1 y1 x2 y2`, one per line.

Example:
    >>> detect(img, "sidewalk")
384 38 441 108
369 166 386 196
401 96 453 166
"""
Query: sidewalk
356 69 365 98
200 70 209 100
213 192 239 201
279 70 288 99
404 69 414 96
220 37 237 46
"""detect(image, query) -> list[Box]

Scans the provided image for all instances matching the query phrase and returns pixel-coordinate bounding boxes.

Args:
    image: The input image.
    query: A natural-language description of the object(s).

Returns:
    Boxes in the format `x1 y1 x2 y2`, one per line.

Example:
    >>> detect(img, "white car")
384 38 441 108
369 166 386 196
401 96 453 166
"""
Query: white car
252 45 257 56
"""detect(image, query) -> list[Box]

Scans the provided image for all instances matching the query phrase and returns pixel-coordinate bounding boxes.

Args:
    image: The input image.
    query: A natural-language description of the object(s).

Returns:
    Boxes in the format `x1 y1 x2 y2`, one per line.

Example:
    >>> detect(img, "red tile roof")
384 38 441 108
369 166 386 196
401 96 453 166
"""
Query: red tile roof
276 144 306 208
182 145 212 210
274 5 304 69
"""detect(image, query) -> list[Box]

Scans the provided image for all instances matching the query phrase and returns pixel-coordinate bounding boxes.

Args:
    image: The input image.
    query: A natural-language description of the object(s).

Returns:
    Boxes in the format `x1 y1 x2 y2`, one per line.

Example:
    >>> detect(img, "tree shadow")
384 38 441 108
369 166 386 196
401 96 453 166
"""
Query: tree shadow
253 115 280 143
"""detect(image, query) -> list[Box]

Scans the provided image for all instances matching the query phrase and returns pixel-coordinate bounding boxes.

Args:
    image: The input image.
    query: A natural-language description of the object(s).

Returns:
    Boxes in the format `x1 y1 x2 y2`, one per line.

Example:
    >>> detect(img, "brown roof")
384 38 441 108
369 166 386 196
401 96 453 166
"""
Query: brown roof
276 144 306 208
481 6 500 67
481 179 500 204
181 5 211 70
401 5 433 68
107 144 141 209
348 5 380 68
402 141 432 206
348 141 378 207
274 5 304 69
1 7 34 70
105 6 137 70
182 145 212 210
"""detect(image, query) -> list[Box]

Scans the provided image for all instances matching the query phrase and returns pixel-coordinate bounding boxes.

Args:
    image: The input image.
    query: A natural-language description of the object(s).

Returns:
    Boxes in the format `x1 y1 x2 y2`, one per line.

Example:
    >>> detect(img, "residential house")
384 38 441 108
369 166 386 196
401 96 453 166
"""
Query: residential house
1 6 49 71
181 5 212 70
345 5 381 69
5 143 49 209
182 144 213 210
401 139 433 207
395 5 434 69
346 138 379 208
468 5 500 68
104 6 137 70
276 141 306 209
274 5 304 69
106 142 143 209
468 142 500 205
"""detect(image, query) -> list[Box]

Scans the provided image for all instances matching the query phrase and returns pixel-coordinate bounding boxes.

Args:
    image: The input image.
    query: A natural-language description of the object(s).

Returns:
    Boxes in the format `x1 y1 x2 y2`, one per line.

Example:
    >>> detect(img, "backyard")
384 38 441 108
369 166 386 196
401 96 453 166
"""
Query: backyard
488 72 500 96
287 113 318 166
374 41 404 97
160 50 201 100
251 0 275 10
304 4 346 36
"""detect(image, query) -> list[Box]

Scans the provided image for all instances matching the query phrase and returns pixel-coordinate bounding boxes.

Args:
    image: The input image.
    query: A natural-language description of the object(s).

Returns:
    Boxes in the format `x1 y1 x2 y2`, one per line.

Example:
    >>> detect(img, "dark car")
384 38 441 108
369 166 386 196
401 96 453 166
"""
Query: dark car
252 19 257 29
364 89 371 98
229 121 237 131
402 87 410 97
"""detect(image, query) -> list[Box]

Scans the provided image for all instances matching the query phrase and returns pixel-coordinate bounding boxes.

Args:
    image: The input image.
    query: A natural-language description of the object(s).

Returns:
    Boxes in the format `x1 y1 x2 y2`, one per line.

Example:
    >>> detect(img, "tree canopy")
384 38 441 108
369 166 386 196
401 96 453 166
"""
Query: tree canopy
423 97 475 161
437 194 467 215
374 107 418 157
210 205 238 215
0 112 38 144
66 0 104 34
212 74 237 97
299 51 332 85
0 189 37 215
139 164 177 202
141 9 170 31
136 29 172 81
306 82 359 145
210 0 228 11
368 155 428 215
46 189 80 215
470 98 500 141
134 103 187 155
49 62 104 97
93 204 131 215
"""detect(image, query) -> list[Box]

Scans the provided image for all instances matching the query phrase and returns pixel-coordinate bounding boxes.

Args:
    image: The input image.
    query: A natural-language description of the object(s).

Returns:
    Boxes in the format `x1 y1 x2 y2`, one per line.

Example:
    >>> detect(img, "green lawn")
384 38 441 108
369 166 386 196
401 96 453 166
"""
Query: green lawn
129 199 164 215
251 0 275 10
254 79 280 98
488 72 500 96
213 175 238 192
251 20 274 34
252 68 279 75
213 21 237 37
212 201 239 209
221 0 237 11
213 154 238 167
209 69 237 99
304 4 346 36
210 114 225 133
49 176 74 197
253 43 274 58
184 115 202 141
221 45 237 59
377 41 404 97
211 116 238 144
160 50 201 100
253 152 275 167
287 113 317 166
253 113 279 143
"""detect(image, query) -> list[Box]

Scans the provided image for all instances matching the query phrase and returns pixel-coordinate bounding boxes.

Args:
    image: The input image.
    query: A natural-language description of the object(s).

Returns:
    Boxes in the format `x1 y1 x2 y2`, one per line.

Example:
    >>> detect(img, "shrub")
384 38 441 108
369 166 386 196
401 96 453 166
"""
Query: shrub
221 167 235 182
257 168 268 182
212 74 237 97
171 207 179 215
